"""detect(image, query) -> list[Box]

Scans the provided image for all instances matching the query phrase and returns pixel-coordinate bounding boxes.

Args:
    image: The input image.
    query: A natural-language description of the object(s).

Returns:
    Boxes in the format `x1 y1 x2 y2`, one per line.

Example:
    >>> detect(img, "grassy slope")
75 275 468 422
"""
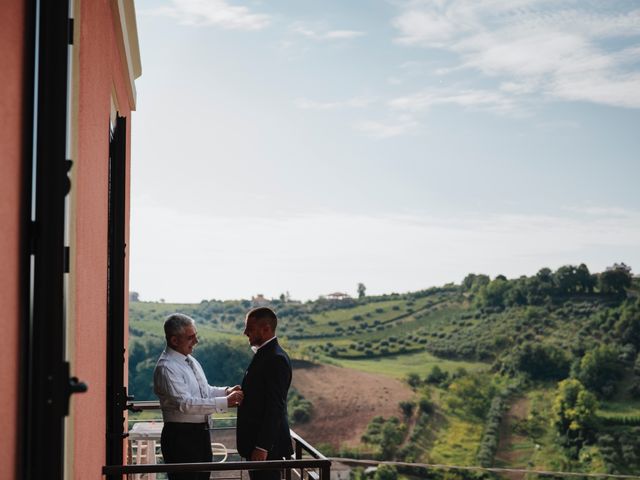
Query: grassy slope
129 285 639 474
331 351 485 380
597 372 640 418
130 301 241 341
598 400 640 418
429 415 483 465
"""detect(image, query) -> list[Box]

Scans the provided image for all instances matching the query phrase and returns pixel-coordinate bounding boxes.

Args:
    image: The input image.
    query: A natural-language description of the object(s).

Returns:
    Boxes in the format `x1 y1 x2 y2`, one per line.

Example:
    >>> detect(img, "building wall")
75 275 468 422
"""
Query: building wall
70 0 134 477
0 1 26 478
0 0 138 477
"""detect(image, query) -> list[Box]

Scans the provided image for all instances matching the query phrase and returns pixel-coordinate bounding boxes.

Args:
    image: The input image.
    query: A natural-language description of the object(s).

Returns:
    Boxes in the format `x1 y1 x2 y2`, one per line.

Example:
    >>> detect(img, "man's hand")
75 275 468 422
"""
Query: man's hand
250 448 268 461
227 389 243 407
226 385 242 394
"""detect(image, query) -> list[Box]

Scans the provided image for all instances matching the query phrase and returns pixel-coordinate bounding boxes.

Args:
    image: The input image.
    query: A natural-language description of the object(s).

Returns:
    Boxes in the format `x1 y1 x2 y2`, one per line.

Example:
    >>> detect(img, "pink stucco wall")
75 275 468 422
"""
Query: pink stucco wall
73 0 133 476
0 1 26 477
0 0 135 476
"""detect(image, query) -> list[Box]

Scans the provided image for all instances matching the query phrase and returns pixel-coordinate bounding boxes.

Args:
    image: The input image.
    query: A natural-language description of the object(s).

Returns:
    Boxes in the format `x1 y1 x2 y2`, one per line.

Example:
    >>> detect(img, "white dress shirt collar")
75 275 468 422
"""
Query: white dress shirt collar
251 335 277 354
165 346 187 360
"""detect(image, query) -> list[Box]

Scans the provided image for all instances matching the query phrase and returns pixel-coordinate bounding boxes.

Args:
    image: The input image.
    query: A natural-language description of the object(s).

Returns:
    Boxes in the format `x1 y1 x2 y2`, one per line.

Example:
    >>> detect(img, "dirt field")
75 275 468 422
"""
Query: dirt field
291 361 414 449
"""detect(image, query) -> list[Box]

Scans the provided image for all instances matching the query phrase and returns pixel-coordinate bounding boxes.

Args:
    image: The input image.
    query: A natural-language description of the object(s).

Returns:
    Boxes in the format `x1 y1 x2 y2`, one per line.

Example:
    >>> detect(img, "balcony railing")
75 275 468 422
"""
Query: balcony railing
102 401 331 480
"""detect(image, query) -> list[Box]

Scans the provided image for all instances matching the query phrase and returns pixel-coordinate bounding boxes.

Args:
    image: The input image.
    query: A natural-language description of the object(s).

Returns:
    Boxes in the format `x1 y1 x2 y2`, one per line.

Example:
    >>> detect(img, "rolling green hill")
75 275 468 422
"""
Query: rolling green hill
128 263 640 476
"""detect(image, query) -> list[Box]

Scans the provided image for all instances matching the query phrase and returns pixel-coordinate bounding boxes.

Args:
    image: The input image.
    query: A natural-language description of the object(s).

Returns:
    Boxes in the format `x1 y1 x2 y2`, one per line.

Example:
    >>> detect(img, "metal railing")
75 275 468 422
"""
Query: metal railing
102 458 331 480
102 401 331 480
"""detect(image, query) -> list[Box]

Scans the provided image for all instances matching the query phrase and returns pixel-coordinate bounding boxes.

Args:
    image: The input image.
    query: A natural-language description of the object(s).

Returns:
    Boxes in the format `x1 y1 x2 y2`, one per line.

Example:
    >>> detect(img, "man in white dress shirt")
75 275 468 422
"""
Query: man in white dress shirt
154 313 244 480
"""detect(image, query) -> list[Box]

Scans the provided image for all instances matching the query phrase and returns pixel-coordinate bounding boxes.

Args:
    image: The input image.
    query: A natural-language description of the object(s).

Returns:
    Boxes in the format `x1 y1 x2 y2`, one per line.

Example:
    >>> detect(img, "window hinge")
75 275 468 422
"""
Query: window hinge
64 159 73 194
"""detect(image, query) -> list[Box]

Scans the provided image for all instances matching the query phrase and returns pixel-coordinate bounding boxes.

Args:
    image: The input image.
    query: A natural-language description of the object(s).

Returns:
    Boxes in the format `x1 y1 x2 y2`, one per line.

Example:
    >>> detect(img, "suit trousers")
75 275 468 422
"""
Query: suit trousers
248 466 280 480
246 453 283 480
161 422 212 480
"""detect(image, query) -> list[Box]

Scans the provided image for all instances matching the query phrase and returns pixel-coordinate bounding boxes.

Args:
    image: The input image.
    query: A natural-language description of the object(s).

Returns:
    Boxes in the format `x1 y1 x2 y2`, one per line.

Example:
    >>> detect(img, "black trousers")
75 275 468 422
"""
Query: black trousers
246 452 283 480
161 422 212 480
248 467 280 480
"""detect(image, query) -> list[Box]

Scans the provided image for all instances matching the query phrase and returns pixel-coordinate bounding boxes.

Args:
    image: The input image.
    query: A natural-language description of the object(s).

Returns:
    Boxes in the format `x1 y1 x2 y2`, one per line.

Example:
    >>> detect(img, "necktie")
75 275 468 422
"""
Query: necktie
186 356 208 398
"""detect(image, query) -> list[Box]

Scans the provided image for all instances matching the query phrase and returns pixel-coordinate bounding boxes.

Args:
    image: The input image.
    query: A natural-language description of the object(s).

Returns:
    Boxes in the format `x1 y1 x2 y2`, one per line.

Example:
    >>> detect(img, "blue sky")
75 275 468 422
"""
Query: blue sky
130 0 640 302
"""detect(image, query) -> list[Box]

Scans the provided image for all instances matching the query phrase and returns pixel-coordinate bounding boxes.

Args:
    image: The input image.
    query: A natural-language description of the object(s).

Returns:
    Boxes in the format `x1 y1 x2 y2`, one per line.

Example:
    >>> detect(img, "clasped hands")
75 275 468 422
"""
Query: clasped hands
225 385 243 407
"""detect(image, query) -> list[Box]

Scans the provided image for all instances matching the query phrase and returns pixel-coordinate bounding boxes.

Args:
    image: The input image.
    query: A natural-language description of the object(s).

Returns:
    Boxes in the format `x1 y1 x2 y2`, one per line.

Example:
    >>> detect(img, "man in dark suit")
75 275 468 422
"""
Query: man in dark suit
237 307 293 480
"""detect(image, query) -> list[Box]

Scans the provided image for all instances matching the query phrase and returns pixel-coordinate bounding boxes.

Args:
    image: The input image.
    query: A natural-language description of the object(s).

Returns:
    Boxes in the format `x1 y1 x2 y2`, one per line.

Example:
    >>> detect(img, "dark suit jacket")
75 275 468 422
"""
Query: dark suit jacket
236 338 293 459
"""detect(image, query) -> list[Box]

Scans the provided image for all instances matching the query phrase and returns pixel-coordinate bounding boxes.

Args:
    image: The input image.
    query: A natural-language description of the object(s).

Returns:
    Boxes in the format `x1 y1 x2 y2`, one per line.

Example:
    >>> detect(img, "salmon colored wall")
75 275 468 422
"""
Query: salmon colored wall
0 1 26 478
73 0 133 476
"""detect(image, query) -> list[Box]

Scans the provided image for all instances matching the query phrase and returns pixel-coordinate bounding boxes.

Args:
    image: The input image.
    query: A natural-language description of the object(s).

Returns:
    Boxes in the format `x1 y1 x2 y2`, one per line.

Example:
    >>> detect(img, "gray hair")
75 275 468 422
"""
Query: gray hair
164 313 195 340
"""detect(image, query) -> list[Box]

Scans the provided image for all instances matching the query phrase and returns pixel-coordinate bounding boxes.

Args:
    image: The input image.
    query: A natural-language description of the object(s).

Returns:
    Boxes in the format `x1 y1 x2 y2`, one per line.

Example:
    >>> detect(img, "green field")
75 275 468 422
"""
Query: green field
598 400 640 418
428 416 483 465
130 302 243 341
331 350 487 380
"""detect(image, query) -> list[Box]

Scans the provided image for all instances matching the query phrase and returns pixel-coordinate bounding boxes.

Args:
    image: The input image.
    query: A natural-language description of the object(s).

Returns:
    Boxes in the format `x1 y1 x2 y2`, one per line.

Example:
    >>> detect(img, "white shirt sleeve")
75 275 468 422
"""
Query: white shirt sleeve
154 364 228 415
209 385 228 398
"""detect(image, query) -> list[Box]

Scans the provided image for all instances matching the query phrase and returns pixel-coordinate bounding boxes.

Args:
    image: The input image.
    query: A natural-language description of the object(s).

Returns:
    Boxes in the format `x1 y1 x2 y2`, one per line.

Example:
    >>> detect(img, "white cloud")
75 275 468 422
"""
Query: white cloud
151 0 270 30
291 23 365 41
500 81 538 95
517 7 640 39
391 1 640 109
548 72 640 109
389 87 522 116
295 96 375 110
354 116 419 138
325 30 366 40
393 9 459 47
457 30 601 78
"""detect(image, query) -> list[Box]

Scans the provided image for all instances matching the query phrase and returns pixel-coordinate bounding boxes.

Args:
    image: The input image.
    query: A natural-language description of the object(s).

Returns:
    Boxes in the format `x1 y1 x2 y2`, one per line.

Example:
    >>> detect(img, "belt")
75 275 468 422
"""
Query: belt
163 422 209 430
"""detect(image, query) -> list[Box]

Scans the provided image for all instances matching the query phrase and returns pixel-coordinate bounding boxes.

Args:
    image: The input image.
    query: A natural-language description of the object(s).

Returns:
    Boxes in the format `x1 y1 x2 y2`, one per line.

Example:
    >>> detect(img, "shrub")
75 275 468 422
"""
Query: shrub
576 344 622 398
399 401 414 418
512 342 571 381
405 372 421 389
288 389 313 425
476 394 507 467
291 405 311 423
418 397 434 414
425 365 448 385
374 464 397 480
552 379 598 450
446 376 495 419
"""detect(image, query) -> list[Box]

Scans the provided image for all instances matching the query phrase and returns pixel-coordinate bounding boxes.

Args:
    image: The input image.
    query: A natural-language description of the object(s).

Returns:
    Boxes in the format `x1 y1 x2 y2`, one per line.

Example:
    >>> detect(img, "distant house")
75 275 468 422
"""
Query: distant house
251 294 271 306
324 292 352 301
